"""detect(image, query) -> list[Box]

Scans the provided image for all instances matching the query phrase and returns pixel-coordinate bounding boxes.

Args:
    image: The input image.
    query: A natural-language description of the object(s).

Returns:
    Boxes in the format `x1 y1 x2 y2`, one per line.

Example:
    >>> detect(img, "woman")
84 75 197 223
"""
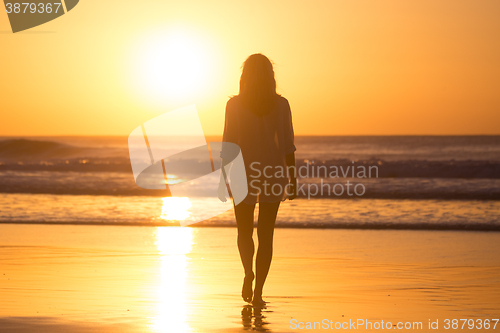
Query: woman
218 53 297 307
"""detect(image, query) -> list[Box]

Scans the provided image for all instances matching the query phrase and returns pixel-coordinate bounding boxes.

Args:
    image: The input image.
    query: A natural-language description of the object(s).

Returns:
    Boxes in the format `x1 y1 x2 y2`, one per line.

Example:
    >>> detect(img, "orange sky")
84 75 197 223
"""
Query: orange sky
1 0 499 136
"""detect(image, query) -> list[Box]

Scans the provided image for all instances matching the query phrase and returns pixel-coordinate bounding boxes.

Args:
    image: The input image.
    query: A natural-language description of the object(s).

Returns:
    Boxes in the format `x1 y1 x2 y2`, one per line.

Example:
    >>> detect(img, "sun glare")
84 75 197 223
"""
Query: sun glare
131 28 213 105
160 197 192 221
151 227 194 332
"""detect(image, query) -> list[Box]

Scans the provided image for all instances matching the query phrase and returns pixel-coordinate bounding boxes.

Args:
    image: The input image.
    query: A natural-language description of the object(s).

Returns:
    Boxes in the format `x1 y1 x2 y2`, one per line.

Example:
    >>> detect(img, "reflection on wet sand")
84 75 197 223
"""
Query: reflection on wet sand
150 227 193 333
241 305 271 332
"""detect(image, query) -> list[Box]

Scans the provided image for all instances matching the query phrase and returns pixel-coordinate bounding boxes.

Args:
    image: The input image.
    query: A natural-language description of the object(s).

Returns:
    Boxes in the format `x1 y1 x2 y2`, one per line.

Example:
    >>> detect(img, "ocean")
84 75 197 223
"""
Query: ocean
0 136 499 230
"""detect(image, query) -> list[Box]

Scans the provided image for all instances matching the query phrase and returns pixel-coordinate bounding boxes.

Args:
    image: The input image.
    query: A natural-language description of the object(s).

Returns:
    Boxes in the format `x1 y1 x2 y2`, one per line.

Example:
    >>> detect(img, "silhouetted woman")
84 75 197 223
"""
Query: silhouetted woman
219 53 297 307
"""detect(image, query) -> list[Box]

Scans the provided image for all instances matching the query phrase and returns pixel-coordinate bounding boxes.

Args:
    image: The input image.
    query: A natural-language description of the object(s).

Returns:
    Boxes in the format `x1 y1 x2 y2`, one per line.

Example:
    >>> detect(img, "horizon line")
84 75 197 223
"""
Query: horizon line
1 134 500 138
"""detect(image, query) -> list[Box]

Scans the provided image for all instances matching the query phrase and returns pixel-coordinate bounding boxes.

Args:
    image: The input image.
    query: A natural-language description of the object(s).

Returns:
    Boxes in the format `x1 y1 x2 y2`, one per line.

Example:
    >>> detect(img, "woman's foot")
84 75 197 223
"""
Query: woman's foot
251 295 266 308
242 272 254 303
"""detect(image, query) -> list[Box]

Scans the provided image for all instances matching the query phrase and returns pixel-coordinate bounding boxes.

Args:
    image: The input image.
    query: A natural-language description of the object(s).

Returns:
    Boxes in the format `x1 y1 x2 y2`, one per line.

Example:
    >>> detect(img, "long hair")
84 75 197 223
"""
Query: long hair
238 54 279 116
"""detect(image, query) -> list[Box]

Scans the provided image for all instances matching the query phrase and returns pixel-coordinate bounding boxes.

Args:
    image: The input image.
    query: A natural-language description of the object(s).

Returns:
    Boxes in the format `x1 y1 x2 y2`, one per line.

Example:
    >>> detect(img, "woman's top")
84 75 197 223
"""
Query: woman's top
221 95 296 204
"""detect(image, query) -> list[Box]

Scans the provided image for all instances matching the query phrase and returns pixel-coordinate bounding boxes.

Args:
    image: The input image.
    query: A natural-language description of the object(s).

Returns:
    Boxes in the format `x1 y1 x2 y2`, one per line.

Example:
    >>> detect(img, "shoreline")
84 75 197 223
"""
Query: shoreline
0 221 499 231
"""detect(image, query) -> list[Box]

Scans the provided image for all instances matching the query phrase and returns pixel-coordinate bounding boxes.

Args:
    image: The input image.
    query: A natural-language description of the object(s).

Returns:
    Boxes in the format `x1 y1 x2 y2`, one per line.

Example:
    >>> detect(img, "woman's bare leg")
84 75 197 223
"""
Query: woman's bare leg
253 201 280 305
234 202 256 302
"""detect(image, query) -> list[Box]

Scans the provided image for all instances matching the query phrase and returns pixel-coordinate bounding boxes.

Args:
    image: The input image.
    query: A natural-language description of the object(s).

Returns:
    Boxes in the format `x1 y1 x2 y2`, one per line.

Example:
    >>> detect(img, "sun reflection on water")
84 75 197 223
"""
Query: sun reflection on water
160 197 192 221
150 227 194 333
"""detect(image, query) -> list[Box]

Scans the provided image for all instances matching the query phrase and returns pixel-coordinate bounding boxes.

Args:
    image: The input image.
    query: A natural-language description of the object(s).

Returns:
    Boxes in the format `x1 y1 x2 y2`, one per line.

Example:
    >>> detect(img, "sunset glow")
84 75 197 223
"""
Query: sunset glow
160 197 192 222
1 0 499 136
129 29 213 106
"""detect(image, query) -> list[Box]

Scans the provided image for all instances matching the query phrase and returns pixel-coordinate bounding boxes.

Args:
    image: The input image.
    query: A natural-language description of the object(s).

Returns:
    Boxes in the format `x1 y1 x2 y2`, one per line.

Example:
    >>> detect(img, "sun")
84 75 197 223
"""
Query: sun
130 28 213 105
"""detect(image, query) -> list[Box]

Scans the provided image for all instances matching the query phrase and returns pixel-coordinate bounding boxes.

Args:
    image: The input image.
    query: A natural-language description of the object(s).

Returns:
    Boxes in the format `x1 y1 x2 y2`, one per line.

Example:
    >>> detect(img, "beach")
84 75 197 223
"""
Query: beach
0 136 499 332
1 224 499 332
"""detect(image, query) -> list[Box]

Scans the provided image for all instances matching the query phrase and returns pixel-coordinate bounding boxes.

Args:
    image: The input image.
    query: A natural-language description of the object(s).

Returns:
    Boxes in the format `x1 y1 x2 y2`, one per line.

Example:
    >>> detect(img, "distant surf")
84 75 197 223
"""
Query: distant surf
0 137 499 200
1 136 499 230
0 139 88 159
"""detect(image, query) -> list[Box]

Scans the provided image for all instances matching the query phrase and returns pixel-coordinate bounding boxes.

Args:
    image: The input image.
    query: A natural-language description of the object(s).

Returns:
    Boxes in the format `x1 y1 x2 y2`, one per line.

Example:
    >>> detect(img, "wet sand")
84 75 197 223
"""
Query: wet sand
0 224 499 332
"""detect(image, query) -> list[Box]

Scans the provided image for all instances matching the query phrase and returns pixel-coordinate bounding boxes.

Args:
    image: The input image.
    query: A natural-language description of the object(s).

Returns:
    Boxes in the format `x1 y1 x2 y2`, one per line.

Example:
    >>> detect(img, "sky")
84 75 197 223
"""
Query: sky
1 0 499 136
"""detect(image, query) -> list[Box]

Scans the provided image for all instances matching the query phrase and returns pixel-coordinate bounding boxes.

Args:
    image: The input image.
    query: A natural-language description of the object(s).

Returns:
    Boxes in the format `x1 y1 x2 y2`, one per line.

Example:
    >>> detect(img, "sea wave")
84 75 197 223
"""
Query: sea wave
1 158 499 179
1 220 498 231
0 139 123 161
0 194 498 231
0 171 499 200
0 139 85 158
1 137 500 198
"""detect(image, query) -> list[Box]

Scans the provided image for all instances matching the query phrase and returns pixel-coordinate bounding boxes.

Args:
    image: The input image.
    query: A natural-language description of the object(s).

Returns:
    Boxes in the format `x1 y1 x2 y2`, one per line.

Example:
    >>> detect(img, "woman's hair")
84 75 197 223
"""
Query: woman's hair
238 53 279 116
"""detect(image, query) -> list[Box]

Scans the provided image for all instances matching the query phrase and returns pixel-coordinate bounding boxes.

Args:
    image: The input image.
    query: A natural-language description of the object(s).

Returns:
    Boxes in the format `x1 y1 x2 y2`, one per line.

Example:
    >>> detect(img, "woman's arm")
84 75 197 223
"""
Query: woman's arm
286 152 297 200
218 99 237 202
218 158 229 202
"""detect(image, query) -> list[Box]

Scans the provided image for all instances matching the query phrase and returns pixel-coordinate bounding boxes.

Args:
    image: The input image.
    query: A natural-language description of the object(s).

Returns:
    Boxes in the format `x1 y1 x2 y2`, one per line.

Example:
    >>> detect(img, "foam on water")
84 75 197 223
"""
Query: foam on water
0 136 499 229
0 194 498 231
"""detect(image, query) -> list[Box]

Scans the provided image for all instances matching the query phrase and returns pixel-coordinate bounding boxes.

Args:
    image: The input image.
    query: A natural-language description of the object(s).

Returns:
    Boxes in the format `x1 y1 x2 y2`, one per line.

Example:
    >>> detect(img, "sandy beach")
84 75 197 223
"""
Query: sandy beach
1 224 499 332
